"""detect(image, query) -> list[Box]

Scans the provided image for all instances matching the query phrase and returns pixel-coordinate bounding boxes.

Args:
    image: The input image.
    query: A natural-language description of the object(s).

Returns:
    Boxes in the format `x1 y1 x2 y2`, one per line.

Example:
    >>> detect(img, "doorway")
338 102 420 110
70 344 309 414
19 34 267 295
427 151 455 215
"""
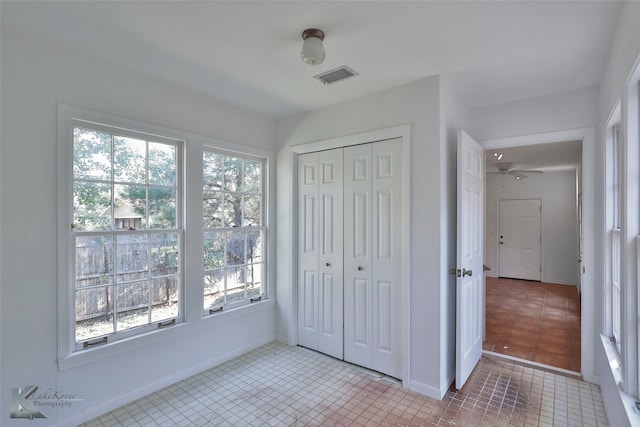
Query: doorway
483 137 585 373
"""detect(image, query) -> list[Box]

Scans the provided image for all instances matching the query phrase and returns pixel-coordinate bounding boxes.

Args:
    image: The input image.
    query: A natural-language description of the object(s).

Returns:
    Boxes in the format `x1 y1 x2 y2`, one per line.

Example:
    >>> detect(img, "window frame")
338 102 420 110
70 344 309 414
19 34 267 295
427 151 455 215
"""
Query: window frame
57 104 274 367
603 67 640 398
605 111 622 353
71 124 185 350
58 108 186 354
202 148 267 316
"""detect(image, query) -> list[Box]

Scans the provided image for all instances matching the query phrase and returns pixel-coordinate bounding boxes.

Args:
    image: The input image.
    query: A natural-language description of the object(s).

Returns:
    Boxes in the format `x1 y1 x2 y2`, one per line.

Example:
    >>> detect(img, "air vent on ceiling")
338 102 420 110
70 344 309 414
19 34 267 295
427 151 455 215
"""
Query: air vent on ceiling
313 66 359 85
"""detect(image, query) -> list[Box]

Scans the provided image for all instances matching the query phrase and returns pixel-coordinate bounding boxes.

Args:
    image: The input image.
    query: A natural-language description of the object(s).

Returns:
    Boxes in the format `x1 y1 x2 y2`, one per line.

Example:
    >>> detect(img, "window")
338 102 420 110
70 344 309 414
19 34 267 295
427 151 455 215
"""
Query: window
203 151 265 314
71 122 183 349
603 72 640 398
608 122 621 352
58 105 271 360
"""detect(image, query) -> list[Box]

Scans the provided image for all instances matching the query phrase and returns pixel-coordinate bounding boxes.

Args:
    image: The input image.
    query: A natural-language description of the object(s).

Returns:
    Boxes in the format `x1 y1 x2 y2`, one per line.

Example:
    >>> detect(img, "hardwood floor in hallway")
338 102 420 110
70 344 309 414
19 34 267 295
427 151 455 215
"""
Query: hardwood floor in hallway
483 277 581 372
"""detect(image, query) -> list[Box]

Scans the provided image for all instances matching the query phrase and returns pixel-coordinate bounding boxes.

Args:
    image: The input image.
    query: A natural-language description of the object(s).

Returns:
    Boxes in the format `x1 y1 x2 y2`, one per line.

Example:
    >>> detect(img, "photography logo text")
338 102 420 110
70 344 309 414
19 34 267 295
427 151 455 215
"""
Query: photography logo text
11 385 82 420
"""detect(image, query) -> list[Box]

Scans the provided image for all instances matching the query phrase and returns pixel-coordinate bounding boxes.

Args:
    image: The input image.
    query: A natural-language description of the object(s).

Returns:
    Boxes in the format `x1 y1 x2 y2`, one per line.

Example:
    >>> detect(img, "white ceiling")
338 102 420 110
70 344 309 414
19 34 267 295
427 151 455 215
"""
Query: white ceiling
2 1 624 120
485 140 583 173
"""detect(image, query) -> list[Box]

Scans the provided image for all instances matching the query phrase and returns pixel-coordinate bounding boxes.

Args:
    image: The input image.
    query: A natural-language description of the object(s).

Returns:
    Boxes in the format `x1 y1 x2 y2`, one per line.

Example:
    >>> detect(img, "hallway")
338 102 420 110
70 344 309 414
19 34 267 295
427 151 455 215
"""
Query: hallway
483 277 581 372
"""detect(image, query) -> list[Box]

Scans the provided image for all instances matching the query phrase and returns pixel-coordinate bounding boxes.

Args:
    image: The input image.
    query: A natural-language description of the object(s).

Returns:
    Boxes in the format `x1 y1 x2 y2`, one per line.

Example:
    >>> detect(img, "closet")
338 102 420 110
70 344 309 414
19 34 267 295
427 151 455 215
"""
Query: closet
297 138 402 379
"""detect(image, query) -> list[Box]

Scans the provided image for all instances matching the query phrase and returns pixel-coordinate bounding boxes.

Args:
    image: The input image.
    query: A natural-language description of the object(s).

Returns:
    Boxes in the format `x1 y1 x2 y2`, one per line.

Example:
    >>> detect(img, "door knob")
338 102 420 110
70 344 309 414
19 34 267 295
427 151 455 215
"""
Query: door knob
462 268 473 277
357 266 363 271
499 242 504 245
326 262 331 267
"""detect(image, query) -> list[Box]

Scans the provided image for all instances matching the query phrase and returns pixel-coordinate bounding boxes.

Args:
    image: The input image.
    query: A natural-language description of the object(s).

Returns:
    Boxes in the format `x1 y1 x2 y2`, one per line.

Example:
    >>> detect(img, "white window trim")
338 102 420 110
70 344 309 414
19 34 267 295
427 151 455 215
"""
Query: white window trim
627 71 640 399
57 104 275 369
604 105 621 352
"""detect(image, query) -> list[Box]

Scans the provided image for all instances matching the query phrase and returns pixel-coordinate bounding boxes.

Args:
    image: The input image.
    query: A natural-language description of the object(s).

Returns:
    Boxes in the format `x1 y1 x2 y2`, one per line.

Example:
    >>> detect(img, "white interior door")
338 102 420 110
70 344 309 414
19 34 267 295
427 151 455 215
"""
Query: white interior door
297 149 344 359
344 138 402 379
456 130 484 389
498 199 541 281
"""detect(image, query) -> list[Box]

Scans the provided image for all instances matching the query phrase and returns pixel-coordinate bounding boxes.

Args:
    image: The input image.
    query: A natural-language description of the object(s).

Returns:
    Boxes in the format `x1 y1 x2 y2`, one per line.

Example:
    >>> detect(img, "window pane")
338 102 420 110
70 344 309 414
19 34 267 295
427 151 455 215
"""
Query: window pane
116 234 149 283
244 159 262 193
203 152 223 191
247 230 262 264
224 156 242 192
116 281 150 331
227 231 245 265
149 187 176 229
247 263 262 301
73 127 111 180
75 235 113 287
204 270 224 309
226 266 246 305
114 135 146 184
204 231 225 270
151 233 180 276
115 184 147 230
224 192 242 227
149 142 176 186
203 191 223 228
244 195 261 226
73 181 111 231
75 286 114 341
152 277 179 321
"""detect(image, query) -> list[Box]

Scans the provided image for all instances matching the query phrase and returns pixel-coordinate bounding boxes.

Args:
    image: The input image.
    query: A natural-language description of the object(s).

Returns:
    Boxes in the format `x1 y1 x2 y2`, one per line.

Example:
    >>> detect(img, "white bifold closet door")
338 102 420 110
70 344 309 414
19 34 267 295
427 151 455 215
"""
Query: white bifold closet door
297 138 402 379
297 148 344 359
343 139 402 379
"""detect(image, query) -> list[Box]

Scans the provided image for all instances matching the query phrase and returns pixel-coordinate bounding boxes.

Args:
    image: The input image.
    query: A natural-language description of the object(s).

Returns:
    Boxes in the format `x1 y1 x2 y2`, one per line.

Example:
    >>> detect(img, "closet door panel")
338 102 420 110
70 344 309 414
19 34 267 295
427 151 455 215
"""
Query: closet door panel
372 138 403 378
318 151 343 359
297 149 344 359
297 154 320 350
344 144 374 368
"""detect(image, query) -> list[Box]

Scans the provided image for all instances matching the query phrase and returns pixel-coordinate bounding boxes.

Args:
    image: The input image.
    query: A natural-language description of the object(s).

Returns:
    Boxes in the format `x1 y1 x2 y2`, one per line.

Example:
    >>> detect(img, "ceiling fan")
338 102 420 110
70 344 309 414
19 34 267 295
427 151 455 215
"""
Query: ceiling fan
486 162 543 180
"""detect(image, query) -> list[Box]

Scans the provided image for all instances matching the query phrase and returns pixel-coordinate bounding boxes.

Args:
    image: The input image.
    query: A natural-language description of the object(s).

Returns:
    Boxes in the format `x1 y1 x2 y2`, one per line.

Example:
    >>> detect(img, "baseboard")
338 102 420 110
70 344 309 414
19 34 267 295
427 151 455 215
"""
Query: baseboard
52 336 275 427
408 378 448 400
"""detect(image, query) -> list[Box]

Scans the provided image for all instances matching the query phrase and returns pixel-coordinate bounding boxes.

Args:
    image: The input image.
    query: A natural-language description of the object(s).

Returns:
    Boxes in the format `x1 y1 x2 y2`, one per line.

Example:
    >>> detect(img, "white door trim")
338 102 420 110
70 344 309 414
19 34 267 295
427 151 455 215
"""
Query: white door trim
290 124 412 385
481 127 596 384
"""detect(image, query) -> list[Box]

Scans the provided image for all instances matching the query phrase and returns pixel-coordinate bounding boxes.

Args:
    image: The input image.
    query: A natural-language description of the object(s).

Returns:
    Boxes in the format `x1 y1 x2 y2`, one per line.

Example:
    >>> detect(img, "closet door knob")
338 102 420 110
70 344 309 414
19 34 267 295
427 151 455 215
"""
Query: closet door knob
326 262 331 267
357 266 363 271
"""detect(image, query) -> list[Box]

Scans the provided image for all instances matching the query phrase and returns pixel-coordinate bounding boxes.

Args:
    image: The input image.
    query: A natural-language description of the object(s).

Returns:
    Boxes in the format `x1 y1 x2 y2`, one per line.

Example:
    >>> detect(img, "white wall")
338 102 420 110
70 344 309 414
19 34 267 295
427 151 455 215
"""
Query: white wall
276 76 457 398
485 171 579 286
0 32 276 426
439 77 472 390
471 86 598 141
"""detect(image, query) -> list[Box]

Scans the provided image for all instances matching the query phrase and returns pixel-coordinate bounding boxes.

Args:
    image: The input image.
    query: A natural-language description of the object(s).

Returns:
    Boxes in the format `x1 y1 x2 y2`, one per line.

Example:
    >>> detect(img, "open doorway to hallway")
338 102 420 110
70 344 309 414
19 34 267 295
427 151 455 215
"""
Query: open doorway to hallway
483 140 583 373
483 277 581 372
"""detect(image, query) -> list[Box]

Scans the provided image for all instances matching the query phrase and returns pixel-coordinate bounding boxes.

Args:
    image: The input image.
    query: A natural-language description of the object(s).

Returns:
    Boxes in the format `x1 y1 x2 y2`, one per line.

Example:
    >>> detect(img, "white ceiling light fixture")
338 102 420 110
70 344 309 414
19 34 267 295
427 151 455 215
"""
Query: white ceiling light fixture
493 152 504 161
301 28 326 65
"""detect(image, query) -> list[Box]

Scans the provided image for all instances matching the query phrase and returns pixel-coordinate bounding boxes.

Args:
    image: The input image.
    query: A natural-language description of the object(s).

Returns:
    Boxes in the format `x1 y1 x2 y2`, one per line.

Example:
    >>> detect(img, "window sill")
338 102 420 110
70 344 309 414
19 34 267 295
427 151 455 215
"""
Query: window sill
599 334 640 427
58 298 274 372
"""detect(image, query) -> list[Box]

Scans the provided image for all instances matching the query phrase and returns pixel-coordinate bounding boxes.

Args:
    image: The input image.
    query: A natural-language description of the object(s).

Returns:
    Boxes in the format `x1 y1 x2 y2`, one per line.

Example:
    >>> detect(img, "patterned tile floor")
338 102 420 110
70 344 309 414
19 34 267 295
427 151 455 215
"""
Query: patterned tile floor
81 342 608 426
484 278 581 372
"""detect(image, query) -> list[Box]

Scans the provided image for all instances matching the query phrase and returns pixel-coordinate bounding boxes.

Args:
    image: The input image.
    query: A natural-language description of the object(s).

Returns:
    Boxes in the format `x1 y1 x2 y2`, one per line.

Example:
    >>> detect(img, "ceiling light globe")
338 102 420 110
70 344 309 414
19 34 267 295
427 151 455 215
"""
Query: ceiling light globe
301 36 325 65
